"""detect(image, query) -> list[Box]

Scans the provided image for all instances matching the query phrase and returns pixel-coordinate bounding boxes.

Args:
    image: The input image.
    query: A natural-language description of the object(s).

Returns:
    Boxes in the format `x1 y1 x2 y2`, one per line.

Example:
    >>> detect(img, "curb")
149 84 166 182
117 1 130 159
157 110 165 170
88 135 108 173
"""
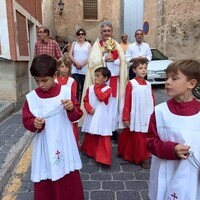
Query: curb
0 101 15 124
0 131 33 196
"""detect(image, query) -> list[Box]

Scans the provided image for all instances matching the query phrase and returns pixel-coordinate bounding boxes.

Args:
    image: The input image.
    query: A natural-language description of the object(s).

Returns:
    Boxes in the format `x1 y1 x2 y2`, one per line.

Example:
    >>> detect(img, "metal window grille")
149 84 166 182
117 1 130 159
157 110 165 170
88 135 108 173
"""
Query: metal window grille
83 0 98 20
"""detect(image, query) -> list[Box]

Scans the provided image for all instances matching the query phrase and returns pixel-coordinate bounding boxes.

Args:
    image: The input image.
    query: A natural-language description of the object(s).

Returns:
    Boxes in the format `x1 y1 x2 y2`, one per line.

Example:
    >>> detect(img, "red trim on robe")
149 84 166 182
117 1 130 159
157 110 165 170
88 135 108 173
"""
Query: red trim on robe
109 76 117 97
81 134 112 165
81 83 112 165
22 84 82 132
111 49 119 60
83 84 112 113
147 98 200 160
118 128 149 164
118 77 153 164
34 171 84 200
56 76 77 98
56 76 79 145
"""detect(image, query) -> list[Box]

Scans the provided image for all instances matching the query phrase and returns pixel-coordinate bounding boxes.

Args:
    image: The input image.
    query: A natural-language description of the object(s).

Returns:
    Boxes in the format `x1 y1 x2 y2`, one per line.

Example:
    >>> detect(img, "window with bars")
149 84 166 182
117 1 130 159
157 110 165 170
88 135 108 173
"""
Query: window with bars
83 0 98 20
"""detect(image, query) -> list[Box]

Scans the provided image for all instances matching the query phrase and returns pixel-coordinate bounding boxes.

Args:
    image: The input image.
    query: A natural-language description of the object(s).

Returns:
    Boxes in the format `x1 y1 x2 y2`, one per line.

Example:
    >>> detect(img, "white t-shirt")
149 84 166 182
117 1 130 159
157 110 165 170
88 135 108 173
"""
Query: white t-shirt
126 42 152 62
71 41 91 75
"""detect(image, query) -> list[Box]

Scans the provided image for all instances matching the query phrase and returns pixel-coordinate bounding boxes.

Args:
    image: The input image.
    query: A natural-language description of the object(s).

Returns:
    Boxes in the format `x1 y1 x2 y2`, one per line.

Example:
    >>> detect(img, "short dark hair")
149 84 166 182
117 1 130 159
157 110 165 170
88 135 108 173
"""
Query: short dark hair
76 28 86 36
94 67 111 81
134 29 144 36
131 58 148 69
166 59 200 84
30 54 57 77
43 28 50 36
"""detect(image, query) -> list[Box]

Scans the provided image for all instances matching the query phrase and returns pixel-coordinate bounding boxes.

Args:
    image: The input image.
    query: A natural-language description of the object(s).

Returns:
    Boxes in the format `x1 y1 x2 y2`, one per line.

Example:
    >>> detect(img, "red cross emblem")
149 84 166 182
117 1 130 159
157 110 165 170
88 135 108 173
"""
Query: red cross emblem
171 193 178 199
55 150 61 159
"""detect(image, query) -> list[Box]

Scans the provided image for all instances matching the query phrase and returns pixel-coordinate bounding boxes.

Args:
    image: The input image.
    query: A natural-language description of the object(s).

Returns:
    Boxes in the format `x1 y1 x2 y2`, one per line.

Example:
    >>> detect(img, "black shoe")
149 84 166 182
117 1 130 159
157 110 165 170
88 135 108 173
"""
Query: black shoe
140 160 151 169
101 164 110 168
112 130 118 141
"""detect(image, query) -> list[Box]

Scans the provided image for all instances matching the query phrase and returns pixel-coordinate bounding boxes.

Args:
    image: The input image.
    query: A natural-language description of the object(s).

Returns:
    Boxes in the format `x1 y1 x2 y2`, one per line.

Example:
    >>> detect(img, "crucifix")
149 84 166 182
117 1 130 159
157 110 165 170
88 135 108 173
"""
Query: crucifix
55 150 61 159
171 193 178 200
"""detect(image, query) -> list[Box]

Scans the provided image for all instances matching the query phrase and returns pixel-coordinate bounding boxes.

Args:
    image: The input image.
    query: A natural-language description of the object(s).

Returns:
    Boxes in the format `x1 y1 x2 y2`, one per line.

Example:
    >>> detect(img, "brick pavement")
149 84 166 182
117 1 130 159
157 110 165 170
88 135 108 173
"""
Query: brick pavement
0 109 33 198
15 141 150 200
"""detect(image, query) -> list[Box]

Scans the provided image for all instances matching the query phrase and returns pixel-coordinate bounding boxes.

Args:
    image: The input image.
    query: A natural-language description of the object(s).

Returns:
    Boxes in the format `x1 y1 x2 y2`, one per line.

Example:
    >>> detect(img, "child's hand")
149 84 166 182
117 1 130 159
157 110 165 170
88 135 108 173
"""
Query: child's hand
34 117 45 130
174 144 190 159
123 121 130 128
61 99 74 111
89 108 95 115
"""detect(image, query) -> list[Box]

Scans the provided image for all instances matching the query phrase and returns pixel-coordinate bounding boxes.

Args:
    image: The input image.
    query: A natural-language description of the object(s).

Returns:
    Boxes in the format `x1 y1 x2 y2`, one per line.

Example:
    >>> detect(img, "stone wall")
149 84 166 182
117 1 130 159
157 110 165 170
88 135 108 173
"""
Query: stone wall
143 0 157 48
0 60 28 108
144 0 200 60
54 0 121 44
42 0 55 38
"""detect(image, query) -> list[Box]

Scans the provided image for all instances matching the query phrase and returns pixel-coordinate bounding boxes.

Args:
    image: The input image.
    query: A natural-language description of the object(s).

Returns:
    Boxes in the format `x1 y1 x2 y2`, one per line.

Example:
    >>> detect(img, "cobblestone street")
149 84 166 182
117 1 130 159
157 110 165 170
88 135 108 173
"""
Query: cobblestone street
13 142 150 200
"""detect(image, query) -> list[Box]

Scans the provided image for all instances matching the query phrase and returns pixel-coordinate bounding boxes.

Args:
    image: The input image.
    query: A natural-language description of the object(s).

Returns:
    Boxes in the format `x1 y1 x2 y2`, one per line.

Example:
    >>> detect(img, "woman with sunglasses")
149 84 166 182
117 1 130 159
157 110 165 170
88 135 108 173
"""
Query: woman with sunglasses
69 28 91 102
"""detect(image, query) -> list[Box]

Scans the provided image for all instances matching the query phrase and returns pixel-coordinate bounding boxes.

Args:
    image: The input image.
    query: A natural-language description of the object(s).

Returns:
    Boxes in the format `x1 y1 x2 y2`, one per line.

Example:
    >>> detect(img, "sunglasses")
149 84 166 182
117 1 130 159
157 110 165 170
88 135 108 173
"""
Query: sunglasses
77 33 85 36
136 33 143 36
102 29 112 33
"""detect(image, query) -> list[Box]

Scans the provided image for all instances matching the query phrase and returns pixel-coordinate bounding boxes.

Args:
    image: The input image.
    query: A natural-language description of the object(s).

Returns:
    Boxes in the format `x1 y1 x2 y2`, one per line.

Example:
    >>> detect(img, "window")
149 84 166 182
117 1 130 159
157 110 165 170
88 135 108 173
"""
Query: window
83 0 98 20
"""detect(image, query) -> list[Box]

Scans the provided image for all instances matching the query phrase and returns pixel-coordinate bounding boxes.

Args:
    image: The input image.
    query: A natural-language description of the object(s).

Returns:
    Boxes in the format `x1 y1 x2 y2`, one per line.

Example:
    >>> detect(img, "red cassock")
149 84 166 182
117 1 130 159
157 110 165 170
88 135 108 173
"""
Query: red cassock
56 76 80 146
34 171 83 200
147 98 200 159
22 83 84 200
118 77 154 164
81 84 112 166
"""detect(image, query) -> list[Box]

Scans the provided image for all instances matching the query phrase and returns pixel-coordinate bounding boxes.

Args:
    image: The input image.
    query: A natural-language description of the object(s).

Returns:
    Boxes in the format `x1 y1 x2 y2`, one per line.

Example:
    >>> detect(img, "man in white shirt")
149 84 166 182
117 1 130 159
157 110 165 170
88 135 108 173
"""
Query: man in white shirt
126 29 152 79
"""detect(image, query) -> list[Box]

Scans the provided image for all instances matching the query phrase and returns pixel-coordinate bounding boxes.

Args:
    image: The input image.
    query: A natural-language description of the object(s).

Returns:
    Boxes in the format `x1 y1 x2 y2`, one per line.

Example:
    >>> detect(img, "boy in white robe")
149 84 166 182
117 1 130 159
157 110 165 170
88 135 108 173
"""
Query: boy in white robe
147 59 200 200
22 54 84 200
81 67 112 166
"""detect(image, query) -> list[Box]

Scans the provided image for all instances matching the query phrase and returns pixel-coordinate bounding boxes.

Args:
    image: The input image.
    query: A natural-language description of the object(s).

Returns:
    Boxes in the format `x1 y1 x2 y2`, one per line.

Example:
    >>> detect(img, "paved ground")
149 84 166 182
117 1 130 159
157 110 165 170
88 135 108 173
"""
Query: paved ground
11 141 150 200
0 86 169 200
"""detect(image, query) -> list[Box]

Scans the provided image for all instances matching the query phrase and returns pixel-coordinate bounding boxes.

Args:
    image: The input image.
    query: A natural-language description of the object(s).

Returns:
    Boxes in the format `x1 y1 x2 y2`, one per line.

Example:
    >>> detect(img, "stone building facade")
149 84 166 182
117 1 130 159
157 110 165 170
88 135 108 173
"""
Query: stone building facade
55 0 200 61
0 0 43 108
54 0 122 44
144 0 200 60
1 0 200 108
42 0 56 38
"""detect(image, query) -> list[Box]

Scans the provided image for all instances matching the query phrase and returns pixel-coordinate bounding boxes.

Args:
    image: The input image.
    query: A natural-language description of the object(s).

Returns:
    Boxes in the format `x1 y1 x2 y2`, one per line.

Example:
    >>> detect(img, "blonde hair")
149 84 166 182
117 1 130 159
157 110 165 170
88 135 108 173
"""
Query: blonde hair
57 56 72 75
62 43 71 53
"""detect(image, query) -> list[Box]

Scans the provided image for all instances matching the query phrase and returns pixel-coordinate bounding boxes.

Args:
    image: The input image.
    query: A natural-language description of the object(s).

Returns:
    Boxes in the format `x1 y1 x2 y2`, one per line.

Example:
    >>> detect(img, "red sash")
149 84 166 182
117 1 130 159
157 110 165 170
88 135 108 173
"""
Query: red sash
109 76 117 97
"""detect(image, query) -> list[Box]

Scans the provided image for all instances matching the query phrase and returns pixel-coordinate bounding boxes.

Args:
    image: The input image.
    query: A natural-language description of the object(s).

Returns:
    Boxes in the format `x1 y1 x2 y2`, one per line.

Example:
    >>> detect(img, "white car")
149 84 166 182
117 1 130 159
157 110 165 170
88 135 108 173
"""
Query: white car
147 48 173 85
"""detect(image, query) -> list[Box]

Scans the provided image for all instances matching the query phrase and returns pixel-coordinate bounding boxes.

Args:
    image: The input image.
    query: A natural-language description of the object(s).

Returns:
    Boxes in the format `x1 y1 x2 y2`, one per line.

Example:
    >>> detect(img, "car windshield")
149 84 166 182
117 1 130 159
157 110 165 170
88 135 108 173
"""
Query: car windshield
151 49 168 60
